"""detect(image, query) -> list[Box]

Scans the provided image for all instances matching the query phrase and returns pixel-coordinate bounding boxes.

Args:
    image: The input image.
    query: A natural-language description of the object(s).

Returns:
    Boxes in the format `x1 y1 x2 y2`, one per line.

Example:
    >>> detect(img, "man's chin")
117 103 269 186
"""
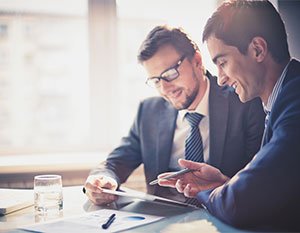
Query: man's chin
171 102 186 110
238 94 252 103
165 95 191 110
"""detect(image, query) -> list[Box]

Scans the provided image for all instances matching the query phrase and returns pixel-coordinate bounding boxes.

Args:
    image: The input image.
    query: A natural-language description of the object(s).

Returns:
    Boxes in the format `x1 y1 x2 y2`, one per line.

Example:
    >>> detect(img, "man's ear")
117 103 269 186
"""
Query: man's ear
249 37 268 62
193 51 206 75
192 51 203 67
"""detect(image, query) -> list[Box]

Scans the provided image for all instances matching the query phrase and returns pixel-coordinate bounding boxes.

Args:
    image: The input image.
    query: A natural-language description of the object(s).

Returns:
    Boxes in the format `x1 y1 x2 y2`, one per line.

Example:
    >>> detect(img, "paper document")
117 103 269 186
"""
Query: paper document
0 188 34 215
21 209 164 232
162 219 220 233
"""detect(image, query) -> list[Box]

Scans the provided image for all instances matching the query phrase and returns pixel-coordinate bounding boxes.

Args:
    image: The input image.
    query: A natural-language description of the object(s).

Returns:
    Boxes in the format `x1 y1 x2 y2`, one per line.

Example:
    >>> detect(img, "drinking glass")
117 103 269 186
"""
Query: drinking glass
34 174 63 215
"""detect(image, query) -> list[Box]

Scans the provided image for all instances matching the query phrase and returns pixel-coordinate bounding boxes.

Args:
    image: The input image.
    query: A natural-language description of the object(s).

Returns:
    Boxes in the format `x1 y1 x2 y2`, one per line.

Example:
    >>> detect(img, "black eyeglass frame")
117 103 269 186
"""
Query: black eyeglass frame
145 55 186 88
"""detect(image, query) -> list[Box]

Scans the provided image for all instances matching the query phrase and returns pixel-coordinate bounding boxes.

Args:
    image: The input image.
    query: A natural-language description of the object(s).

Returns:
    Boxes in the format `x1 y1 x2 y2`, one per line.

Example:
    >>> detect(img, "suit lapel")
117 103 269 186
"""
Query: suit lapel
154 72 233 175
156 101 178 174
208 73 229 168
263 59 300 145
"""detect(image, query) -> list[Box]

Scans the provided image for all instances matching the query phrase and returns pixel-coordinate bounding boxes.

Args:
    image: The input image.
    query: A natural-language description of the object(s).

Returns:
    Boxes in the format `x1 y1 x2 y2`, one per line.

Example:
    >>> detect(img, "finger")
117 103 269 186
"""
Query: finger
85 175 105 191
175 179 186 193
157 172 175 179
96 177 111 187
183 184 195 198
87 189 118 205
84 176 119 205
158 179 177 188
88 176 117 191
85 181 102 193
178 159 205 171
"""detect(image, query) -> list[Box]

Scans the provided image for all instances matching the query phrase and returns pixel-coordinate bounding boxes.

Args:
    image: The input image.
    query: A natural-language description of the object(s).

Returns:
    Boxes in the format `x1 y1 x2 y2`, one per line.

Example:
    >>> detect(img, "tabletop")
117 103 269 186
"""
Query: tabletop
0 186 253 233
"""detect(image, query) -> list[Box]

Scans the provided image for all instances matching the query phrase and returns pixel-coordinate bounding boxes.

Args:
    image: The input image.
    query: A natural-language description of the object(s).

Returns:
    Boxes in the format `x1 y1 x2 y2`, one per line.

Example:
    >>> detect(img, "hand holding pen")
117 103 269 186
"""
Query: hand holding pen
83 175 119 205
154 159 230 198
149 168 193 185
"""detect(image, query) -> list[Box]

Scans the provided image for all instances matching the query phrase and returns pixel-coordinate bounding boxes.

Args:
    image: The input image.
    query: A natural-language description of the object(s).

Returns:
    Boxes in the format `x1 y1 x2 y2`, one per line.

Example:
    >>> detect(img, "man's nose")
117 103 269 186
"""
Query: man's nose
217 69 229 86
159 79 173 92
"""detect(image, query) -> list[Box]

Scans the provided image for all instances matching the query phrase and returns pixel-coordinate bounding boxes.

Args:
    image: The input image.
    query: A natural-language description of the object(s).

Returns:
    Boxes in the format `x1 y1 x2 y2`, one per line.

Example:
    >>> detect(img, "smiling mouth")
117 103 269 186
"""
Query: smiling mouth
168 89 182 99
232 82 238 89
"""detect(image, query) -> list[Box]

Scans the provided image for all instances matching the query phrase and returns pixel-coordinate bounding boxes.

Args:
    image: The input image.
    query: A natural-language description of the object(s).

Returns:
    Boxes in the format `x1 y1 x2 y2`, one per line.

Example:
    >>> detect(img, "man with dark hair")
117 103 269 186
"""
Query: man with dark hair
202 0 290 64
84 25 265 207
158 1 300 231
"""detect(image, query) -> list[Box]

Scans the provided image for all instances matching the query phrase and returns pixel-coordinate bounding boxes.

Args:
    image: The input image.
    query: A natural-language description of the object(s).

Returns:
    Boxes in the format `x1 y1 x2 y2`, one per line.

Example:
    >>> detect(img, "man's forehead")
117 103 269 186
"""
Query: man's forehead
207 36 235 64
155 44 179 57
144 49 180 77
207 37 222 61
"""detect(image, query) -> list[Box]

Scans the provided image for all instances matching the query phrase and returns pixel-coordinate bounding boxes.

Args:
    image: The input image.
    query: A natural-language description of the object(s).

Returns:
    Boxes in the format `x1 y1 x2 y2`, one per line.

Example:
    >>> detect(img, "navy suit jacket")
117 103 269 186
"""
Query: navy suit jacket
197 59 300 231
91 73 265 197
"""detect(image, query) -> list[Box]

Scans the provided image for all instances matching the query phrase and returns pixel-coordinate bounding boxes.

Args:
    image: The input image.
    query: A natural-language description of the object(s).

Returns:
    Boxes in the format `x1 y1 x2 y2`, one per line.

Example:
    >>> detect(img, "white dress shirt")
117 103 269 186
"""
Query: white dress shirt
168 78 210 170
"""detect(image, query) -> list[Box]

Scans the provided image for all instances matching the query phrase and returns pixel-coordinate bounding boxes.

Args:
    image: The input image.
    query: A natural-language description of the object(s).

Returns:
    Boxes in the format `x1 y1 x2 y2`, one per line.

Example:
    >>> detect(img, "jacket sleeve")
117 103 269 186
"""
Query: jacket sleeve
89 101 144 186
197 78 300 230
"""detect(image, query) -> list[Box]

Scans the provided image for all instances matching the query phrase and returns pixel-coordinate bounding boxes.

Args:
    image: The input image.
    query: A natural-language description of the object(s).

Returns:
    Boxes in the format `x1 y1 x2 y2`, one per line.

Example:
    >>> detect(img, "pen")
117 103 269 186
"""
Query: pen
83 186 122 196
102 213 116 229
149 168 193 185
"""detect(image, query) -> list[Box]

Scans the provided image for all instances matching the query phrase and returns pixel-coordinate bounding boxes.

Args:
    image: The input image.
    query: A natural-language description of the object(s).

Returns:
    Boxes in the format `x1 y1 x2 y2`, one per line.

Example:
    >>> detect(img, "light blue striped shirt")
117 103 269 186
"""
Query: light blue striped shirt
263 60 291 126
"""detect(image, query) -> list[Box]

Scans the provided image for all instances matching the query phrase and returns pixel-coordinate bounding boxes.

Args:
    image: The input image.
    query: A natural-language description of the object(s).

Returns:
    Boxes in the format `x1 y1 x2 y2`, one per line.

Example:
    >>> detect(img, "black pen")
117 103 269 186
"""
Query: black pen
149 168 193 185
102 213 116 229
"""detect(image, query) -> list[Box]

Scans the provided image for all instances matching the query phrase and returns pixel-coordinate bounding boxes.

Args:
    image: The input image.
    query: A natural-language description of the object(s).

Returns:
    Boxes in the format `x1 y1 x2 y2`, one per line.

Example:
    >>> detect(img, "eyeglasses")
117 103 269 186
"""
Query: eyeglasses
145 55 186 88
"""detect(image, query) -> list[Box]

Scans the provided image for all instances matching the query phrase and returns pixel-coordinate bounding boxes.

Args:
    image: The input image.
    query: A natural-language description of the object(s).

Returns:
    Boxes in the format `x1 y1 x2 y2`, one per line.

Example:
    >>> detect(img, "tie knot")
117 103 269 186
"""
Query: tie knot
185 112 203 127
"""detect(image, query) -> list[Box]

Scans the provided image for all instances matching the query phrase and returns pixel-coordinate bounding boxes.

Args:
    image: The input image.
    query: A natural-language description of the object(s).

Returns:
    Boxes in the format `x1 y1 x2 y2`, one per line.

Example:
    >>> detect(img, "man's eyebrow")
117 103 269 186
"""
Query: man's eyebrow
212 54 226 64
161 57 181 74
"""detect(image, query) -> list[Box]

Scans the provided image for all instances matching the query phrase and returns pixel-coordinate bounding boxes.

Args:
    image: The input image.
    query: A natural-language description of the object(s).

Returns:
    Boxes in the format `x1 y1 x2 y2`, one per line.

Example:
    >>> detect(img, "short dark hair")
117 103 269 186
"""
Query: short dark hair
137 25 199 63
202 0 290 64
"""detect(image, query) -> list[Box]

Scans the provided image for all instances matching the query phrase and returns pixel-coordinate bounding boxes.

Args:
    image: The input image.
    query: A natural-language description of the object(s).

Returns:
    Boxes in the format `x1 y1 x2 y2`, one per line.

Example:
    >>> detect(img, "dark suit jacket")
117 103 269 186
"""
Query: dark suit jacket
91 73 265 197
197 59 300 231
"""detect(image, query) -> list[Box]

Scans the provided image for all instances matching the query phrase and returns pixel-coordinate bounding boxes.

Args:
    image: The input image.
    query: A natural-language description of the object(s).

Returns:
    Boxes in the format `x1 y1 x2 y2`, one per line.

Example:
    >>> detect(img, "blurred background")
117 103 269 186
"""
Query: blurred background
0 0 299 190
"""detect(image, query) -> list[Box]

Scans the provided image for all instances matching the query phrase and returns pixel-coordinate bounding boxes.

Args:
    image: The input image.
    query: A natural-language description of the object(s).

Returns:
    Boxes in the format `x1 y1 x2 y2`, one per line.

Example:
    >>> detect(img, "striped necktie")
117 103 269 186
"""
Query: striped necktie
185 112 204 162
184 112 204 207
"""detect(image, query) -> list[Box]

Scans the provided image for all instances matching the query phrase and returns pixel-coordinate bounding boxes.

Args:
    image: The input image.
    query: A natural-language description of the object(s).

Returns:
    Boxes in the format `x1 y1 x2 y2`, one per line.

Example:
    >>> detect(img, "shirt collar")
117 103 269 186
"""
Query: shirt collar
264 60 291 114
178 76 210 122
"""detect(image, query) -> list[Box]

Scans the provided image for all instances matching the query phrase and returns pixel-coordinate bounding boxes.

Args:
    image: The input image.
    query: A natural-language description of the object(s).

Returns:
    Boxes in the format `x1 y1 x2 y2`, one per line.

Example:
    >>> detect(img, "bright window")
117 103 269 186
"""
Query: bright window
0 0 217 156
0 0 89 154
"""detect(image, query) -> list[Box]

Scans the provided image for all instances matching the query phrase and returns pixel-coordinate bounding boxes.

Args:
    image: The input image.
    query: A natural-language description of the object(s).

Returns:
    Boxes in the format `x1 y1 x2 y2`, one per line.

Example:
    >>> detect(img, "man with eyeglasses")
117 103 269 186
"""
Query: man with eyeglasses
83 25 265 206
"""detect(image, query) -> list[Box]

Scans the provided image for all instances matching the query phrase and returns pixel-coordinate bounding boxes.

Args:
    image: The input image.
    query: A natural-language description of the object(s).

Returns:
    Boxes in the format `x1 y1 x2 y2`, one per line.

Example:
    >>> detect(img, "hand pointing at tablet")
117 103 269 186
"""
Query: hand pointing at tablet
157 159 230 198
